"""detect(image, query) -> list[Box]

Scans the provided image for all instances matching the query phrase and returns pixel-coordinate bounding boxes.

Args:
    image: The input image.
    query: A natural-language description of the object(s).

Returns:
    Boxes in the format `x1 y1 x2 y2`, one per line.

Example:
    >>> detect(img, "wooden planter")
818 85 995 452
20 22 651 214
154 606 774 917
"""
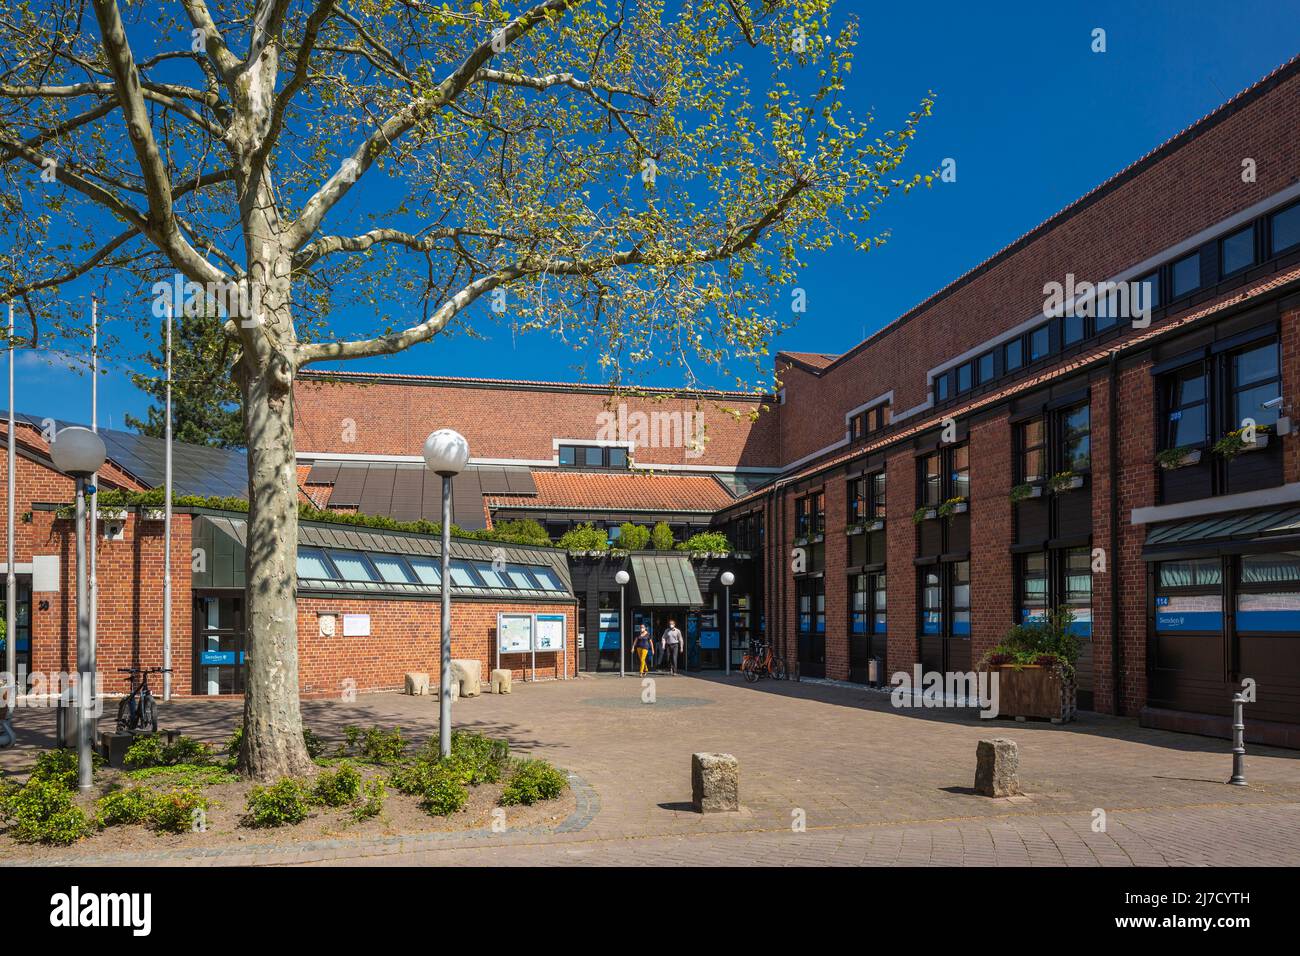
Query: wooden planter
987 664 1076 723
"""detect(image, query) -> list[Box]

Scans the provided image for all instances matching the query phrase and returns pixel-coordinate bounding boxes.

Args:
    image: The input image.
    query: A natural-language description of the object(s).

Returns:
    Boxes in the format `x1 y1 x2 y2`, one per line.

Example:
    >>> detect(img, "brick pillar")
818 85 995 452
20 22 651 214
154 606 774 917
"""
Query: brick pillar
1282 306 1299 486
823 478 849 680
1089 373 1116 715
1115 361 1157 716
969 413 1012 666
885 449 917 677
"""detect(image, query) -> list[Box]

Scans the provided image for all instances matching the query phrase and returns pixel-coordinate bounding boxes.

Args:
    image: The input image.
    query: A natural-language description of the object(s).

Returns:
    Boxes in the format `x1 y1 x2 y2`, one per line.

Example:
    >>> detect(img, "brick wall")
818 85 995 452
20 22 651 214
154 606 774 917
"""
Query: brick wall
969 413 1013 665
884 450 917 676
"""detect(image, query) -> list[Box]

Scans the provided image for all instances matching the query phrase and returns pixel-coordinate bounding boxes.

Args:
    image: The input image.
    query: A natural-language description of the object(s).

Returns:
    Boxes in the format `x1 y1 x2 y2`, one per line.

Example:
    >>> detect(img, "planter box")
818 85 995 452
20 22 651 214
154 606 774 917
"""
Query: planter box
986 664 1076 722
1241 434 1270 453
1158 449 1201 470
1015 485 1044 500
1050 476 1084 493
946 502 968 515
97 508 129 521
844 519 884 537
140 508 167 521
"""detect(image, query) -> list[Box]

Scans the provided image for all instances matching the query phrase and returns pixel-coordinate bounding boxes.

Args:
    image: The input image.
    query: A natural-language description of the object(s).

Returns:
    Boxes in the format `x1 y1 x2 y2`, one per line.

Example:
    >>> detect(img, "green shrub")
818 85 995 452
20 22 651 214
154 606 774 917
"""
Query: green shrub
679 530 731 554
448 731 510 785
125 763 238 787
557 522 608 552
500 759 568 806
147 788 209 834
352 779 386 821
225 724 244 758
650 521 675 550
617 523 650 550
243 778 312 828
302 727 327 759
312 763 363 807
124 734 215 770
94 786 156 828
30 748 102 790
488 518 552 547
418 766 468 816
978 606 1081 679
1 779 91 844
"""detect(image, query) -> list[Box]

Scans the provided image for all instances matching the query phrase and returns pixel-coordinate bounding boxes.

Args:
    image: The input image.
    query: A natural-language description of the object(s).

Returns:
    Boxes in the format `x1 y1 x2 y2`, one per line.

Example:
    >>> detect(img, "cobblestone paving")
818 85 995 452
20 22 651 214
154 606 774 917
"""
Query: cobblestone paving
4 673 1298 866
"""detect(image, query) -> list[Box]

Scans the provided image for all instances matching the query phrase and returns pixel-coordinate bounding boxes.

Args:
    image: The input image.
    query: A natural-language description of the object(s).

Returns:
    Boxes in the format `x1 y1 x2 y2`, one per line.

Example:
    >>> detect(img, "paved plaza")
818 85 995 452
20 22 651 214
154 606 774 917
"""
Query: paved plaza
4 673 1298 866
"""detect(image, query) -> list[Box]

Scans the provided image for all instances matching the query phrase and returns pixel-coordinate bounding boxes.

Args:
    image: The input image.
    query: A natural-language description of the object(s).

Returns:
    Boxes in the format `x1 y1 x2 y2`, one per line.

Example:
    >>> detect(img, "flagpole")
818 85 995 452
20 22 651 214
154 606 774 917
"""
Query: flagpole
5 302 15 717
162 298 173 701
89 298 98 689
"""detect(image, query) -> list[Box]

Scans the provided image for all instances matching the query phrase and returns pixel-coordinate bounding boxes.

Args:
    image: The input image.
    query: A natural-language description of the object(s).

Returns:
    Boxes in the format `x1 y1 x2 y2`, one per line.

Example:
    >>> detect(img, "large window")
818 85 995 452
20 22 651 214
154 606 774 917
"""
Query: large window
1237 552 1300 633
1155 558 1223 634
795 491 825 538
919 443 968 506
850 572 886 636
1220 225 1256 276
1020 417 1046 483
558 444 628 469
1060 402 1091 472
1016 400 1090 484
1162 362 1210 450
921 561 970 636
1017 547 1092 637
847 471 886 524
1230 340 1282 431
797 577 825 635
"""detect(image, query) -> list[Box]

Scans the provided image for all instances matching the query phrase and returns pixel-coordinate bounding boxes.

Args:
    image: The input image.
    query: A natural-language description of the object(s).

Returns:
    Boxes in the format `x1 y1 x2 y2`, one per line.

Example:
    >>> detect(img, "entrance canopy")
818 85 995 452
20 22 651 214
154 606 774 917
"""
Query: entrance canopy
630 554 705 607
1142 506 1300 559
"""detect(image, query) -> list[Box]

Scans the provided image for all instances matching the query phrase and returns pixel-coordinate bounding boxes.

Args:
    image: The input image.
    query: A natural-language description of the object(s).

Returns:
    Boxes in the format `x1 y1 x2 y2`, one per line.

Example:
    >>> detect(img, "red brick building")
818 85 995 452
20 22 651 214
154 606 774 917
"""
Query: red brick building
293 57 1300 745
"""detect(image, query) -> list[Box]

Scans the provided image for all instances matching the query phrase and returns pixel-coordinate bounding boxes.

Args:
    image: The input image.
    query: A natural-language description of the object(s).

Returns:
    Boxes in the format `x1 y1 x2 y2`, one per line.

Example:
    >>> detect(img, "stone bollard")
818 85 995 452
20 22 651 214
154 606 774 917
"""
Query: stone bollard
691 752 740 813
451 659 482 697
974 738 1020 797
490 668 512 694
404 672 430 696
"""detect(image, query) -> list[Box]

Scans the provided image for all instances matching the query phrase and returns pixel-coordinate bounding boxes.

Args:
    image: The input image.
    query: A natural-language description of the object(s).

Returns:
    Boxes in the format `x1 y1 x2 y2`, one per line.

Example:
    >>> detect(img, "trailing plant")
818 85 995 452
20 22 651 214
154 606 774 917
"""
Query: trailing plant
557 522 609 552
244 778 313 828
1213 424 1271 461
1009 483 1036 503
0 778 91 844
978 607 1081 680
1047 471 1079 494
650 522 675 551
500 759 569 807
617 523 651 551
936 496 966 519
912 506 933 525
1156 446 1196 470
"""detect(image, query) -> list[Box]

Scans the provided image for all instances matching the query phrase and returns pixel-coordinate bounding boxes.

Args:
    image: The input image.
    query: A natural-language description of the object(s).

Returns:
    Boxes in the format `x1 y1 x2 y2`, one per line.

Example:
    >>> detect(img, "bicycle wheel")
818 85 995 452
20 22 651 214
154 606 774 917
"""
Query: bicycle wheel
115 696 131 732
742 658 758 683
141 693 158 732
771 658 788 681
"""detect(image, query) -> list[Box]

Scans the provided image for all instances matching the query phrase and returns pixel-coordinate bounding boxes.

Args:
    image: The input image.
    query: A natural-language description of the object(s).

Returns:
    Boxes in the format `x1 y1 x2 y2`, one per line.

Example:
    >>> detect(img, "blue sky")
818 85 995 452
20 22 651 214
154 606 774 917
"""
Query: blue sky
17 0 1300 432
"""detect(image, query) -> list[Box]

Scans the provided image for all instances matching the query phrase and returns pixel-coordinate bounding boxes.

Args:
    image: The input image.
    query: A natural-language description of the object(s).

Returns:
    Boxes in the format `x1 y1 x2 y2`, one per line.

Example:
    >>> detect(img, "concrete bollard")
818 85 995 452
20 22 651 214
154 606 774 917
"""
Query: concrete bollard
451 659 482 697
404 672 430 696
691 752 740 813
974 738 1020 797
490 668 512 694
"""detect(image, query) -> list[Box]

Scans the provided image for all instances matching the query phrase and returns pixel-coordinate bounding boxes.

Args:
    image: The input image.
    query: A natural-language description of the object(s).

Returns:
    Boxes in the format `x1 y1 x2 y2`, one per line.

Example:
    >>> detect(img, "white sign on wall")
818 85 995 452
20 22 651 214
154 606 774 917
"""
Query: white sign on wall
534 613 566 652
498 613 533 654
342 613 370 637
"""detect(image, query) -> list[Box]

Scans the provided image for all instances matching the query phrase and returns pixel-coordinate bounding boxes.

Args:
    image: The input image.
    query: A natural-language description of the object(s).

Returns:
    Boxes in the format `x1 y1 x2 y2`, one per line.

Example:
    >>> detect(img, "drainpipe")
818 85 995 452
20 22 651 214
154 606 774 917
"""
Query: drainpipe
1108 351 1121 716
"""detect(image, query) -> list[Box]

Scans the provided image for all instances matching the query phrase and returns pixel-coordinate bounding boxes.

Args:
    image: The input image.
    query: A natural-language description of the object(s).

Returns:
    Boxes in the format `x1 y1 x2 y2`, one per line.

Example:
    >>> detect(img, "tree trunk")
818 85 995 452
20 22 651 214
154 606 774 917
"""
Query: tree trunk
237 340 314 780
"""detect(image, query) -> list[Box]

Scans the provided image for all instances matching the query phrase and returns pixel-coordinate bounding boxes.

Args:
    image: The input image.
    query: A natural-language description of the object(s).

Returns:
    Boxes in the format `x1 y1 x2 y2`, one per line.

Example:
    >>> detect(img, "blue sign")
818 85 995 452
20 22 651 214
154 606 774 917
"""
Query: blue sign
200 650 244 666
598 630 621 650
1156 611 1222 633
1237 610 1300 632
699 629 720 649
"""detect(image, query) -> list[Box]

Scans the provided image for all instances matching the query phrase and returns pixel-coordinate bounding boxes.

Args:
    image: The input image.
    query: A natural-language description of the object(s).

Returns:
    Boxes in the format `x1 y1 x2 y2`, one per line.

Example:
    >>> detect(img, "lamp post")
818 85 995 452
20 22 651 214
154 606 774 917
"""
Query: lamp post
49 426 106 791
720 571 735 676
615 569 630 677
423 428 469 759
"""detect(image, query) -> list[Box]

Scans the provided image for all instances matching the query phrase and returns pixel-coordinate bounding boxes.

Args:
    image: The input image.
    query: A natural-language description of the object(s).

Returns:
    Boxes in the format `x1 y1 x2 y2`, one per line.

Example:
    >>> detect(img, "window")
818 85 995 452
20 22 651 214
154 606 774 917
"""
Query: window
1005 338 1023 371
1062 547 1093 637
407 556 441 585
1271 202 1300 255
951 443 970 500
1060 402 1091 472
529 566 563 591
1019 417 1046 482
847 471 886 524
869 471 886 520
1171 251 1201 299
977 351 995 384
921 568 942 635
920 451 942 507
1017 548 1091 637
1029 325 1050 362
847 476 867 524
956 362 973 393
797 577 825 634
1162 362 1209 449
920 563 970 637
1237 552 1300 633
297 548 336 580
558 444 629 469
1155 558 1223 633
447 559 480 587
951 560 971 637
1062 312 1086 346
919 444 966 508
849 402 891 441
472 561 509 588
1138 272 1160 312
935 374 951 401
1220 226 1256 276
371 553 416 584
795 491 825 538
1019 552 1048 623
328 550 378 581
850 572 886 635
1230 340 1281 430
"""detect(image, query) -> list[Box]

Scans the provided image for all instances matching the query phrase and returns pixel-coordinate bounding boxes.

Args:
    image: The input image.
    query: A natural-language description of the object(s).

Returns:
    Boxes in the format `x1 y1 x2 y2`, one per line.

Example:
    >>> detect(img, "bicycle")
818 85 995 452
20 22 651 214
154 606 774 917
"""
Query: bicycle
740 641 787 682
116 667 170 733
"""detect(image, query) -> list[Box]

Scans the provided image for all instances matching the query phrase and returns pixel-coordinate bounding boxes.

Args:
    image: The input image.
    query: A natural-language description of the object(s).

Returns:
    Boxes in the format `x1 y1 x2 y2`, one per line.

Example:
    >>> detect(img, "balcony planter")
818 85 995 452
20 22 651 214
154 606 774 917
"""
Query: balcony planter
983 663 1077 723
937 497 967 519
1214 426 1272 461
1047 472 1084 494
845 524 864 537
140 508 167 521
793 535 809 547
864 518 884 532
912 507 938 525
1156 447 1201 471
1009 483 1043 503
97 508 129 521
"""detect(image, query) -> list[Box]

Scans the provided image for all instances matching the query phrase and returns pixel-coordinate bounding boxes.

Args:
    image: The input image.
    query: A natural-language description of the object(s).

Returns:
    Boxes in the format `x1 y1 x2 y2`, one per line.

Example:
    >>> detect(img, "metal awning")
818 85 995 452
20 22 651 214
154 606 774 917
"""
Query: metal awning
1143 506 1300 558
630 554 705 607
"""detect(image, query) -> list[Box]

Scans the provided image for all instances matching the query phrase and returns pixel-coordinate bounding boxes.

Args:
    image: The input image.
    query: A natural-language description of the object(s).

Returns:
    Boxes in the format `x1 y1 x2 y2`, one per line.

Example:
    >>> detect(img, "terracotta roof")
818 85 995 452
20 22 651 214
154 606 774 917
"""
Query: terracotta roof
721 259 1300 510
486 470 736 513
778 351 839 374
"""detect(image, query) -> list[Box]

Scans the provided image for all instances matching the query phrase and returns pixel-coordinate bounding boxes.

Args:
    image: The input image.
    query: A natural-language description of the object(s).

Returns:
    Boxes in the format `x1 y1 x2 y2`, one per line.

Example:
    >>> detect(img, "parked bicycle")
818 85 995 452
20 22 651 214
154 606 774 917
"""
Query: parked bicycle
740 640 787 682
116 667 170 733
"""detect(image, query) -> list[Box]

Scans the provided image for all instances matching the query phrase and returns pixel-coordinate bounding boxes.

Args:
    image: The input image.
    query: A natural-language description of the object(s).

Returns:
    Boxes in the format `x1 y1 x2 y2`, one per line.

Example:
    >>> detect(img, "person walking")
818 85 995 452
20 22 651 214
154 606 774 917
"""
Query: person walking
660 618 683 675
634 623 654 676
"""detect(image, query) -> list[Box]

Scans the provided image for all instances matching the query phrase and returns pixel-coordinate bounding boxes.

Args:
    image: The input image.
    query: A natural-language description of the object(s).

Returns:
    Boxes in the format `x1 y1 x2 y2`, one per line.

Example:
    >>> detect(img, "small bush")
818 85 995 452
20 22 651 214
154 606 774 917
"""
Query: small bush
94 786 156 828
679 530 731 554
557 522 608 552
418 767 469 816
125 763 237 788
650 521 675 550
302 727 327 759
244 778 312 828
312 763 363 808
1 779 91 844
337 725 407 764
124 734 215 770
617 523 650 550
30 748 102 790
352 779 386 821
448 731 510 785
225 725 244 758
148 788 209 834
500 759 568 807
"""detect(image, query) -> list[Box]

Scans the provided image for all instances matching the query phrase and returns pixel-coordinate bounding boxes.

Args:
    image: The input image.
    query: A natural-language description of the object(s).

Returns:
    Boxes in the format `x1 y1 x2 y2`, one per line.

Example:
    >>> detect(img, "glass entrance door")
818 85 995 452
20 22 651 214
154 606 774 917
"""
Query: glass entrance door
193 592 246 695
1 579 31 688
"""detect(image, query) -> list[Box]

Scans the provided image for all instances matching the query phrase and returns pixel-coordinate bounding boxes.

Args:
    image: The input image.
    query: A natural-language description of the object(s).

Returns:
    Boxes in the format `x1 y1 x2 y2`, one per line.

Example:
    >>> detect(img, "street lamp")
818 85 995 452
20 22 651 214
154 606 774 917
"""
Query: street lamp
720 571 735 676
423 428 469 759
49 426 106 791
614 569 630 677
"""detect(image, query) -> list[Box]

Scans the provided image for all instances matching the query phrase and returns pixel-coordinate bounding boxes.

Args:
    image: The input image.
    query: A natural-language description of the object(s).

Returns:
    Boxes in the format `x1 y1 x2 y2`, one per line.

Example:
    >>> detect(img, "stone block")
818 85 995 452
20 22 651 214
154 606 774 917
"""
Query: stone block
404 672 430 696
490 668 512 694
974 738 1020 797
691 752 740 813
451 659 481 697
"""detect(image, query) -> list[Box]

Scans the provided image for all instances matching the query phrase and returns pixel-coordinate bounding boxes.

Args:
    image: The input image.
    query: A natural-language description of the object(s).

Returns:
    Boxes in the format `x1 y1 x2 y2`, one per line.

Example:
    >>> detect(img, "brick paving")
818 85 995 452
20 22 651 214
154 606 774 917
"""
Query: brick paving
3 672 1298 866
